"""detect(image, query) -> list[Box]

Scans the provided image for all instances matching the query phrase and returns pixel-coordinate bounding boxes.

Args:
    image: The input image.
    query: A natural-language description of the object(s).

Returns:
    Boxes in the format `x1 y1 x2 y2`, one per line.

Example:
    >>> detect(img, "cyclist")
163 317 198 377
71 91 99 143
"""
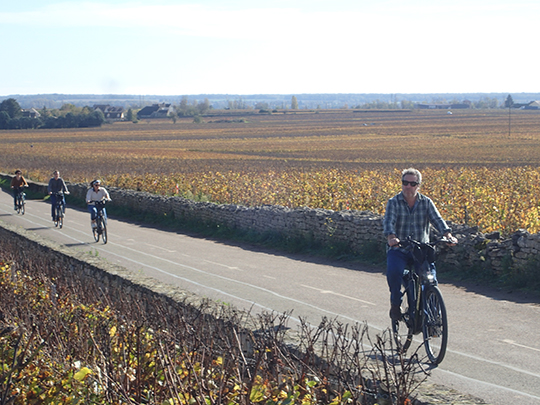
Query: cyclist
48 170 69 221
383 168 457 321
10 170 28 210
86 179 111 229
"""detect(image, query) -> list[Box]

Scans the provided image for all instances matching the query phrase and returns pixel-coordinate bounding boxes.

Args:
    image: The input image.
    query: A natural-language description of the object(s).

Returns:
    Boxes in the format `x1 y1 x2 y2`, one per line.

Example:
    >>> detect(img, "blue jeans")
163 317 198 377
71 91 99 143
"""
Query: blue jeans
387 248 419 306
88 205 107 221
387 249 438 306
13 188 24 206
50 194 65 219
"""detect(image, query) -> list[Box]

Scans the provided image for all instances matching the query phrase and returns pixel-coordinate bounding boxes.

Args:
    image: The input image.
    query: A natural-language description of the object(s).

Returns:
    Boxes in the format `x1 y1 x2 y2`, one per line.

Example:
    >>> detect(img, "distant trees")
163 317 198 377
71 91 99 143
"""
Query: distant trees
0 98 22 119
39 109 105 129
175 97 212 116
291 96 299 110
227 98 249 110
0 98 105 130
0 98 35 129
473 97 499 109
0 111 10 129
255 102 269 112
355 99 402 109
505 94 514 108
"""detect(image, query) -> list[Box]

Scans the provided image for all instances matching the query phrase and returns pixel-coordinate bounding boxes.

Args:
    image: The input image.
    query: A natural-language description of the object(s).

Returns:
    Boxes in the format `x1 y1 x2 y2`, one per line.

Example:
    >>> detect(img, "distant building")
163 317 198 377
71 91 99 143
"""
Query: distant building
523 101 540 110
137 103 174 119
21 108 41 118
93 105 125 120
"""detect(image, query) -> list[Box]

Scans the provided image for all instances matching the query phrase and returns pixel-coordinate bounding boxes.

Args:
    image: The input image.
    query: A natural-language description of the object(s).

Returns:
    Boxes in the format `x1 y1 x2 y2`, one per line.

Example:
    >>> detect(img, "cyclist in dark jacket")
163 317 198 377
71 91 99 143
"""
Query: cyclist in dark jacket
47 170 69 221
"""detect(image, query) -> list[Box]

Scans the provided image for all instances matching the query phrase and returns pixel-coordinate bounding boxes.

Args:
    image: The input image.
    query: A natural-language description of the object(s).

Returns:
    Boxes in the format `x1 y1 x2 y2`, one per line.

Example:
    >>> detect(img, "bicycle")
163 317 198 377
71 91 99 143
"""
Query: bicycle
51 191 67 229
14 186 28 215
391 237 451 365
91 200 108 244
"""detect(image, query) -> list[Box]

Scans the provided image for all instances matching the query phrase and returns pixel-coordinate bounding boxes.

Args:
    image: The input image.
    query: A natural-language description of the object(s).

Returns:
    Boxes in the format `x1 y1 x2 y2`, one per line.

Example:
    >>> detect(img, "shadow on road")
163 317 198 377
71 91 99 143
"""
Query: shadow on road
65 243 92 248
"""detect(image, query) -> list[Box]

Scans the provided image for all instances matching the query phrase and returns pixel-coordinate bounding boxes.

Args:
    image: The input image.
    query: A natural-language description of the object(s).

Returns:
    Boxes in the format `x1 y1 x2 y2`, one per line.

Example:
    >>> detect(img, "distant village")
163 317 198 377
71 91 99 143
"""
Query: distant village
19 103 174 121
20 100 540 123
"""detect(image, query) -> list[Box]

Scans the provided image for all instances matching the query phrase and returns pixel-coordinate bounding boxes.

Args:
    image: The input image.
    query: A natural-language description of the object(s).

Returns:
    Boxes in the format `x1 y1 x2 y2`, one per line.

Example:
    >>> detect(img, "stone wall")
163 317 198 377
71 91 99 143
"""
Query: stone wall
2 173 539 275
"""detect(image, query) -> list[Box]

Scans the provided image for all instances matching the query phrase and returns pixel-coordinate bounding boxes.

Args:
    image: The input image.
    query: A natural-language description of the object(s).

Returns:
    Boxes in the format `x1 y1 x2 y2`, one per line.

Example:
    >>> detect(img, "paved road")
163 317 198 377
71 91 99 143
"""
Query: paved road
1 189 540 405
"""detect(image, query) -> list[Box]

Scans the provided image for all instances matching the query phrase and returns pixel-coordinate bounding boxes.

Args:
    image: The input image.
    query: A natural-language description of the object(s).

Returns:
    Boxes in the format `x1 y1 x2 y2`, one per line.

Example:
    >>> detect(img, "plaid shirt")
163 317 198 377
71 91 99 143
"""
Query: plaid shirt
383 191 451 245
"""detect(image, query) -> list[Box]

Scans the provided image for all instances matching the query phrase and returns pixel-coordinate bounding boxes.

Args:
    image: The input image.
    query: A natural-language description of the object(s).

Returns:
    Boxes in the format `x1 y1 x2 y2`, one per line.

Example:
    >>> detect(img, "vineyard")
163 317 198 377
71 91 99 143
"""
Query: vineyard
2 109 540 235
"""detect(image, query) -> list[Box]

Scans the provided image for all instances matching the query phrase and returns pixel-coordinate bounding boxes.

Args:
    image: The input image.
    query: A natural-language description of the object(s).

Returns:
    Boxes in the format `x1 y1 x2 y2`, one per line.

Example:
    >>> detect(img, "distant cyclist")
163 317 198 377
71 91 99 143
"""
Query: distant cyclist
10 170 28 210
86 179 111 229
47 170 69 221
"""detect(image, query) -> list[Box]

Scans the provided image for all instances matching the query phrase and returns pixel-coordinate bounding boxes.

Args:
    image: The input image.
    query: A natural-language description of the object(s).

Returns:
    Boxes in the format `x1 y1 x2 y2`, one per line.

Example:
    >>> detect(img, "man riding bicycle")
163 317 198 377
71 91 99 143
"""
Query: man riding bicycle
86 179 111 229
383 168 457 321
10 170 28 210
48 170 69 221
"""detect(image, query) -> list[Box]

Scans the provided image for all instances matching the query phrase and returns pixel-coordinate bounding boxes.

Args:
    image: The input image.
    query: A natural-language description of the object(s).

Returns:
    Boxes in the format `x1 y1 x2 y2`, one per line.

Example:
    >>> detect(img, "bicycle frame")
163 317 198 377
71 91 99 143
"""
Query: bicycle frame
52 193 65 215
403 264 434 335
94 201 106 221
15 188 26 214
91 200 108 244
392 237 450 365
52 192 65 228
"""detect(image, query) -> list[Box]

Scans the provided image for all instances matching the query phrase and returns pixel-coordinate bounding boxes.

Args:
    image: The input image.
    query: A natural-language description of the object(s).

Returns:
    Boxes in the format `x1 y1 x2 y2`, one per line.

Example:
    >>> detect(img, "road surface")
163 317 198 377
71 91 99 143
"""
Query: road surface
1 189 539 405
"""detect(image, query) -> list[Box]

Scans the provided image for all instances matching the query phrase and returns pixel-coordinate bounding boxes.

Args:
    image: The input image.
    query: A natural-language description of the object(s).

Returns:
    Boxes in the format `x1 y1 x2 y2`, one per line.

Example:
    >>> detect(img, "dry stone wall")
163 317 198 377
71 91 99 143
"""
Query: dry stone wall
2 173 539 276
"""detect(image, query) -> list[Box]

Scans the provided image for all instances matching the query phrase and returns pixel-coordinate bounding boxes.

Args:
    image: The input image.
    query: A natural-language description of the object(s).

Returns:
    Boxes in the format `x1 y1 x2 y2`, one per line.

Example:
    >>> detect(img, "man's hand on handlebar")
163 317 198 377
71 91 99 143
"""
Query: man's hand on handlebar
387 234 400 247
442 233 458 246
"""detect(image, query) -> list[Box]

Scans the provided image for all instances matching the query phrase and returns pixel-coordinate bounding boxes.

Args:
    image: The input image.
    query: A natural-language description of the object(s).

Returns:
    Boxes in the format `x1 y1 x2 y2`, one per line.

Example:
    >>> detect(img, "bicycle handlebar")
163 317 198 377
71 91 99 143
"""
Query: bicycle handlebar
398 236 456 249
89 199 111 205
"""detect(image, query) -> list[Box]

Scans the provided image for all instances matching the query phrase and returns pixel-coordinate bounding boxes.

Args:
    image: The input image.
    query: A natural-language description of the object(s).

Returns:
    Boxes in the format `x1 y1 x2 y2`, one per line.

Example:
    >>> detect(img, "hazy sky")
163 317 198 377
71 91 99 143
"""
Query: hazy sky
1 0 537 96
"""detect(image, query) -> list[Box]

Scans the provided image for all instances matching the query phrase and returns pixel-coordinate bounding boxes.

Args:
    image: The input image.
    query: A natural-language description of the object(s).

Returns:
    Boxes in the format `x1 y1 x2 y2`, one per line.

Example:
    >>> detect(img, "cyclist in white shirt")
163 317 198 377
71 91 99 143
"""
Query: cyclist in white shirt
86 179 111 228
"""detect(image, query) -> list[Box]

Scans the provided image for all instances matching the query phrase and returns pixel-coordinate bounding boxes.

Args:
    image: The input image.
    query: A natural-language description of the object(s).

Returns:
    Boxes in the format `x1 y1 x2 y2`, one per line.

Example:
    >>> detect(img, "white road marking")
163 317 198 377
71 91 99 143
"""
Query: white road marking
502 339 540 353
301 284 376 306
144 242 176 253
440 368 540 400
203 259 241 270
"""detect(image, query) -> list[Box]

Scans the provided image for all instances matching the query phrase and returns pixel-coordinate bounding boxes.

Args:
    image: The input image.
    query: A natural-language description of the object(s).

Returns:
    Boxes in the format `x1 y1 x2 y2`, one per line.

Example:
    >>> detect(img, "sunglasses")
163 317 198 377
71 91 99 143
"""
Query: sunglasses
402 180 419 187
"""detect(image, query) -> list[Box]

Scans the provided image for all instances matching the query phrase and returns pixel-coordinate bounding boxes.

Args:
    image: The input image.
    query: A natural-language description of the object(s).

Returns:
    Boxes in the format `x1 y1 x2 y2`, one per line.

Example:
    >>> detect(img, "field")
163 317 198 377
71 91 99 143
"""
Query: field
2 108 540 235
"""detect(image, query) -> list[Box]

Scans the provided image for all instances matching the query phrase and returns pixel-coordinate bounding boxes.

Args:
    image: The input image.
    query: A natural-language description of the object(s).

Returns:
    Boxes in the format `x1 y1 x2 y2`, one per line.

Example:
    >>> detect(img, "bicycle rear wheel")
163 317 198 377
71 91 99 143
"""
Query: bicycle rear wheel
101 219 108 244
423 286 448 365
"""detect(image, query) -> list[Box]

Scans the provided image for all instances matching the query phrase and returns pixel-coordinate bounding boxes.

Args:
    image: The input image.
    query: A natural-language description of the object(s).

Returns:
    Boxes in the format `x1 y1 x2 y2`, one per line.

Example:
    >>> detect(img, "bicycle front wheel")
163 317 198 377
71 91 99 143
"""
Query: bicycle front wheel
392 301 414 354
423 286 448 365
56 205 63 229
21 200 25 215
17 198 24 215
93 218 100 242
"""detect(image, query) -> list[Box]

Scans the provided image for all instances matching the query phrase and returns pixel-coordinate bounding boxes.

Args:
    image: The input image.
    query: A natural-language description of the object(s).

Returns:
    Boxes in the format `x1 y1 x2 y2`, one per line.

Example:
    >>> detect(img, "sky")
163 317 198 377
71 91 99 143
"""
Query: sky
1 0 538 96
